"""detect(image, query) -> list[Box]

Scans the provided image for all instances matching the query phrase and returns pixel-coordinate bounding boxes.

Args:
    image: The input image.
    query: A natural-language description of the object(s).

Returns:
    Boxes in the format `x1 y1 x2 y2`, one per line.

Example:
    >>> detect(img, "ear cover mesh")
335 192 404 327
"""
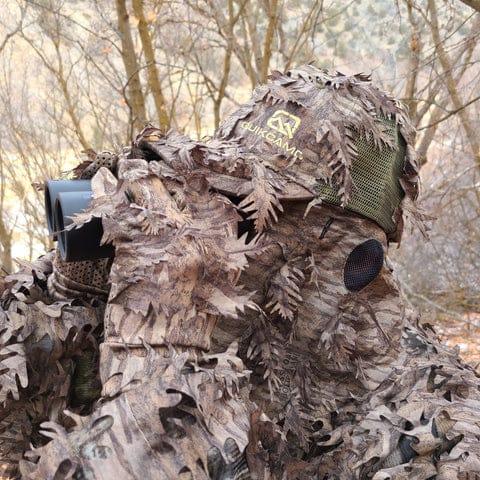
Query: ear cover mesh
344 239 384 292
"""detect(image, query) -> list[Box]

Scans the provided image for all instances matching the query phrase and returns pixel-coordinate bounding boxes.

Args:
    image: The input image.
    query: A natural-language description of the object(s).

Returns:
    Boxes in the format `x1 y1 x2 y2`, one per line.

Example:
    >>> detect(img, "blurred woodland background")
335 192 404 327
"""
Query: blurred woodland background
0 0 479 358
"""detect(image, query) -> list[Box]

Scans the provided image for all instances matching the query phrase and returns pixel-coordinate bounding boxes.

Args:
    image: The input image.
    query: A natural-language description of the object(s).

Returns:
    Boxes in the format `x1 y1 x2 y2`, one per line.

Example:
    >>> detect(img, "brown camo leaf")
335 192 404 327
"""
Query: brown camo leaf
316 120 357 206
0 342 28 403
217 98 256 139
258 81 310 108
239 162 284 232
265 260 304 321
199 342 250 398
282 394 311 450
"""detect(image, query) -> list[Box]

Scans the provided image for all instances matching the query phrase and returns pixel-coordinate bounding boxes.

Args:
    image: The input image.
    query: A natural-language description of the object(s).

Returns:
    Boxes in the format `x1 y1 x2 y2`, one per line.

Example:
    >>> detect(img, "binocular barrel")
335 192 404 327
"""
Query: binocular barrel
45 180 92 239
45 180 114 262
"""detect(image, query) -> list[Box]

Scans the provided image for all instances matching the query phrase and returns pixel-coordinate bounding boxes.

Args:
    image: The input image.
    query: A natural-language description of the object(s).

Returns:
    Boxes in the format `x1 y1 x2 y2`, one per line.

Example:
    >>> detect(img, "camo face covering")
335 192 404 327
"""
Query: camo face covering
210 66 421 406
233 202 405 396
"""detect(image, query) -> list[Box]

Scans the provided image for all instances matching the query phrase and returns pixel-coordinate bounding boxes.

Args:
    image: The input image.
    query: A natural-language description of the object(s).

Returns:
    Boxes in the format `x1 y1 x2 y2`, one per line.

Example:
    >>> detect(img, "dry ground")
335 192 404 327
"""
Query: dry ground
435 313 480 368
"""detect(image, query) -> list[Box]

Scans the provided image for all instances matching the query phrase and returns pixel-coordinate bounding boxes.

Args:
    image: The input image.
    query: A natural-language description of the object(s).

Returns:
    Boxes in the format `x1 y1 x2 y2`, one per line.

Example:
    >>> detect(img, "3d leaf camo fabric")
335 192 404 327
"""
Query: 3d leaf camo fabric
0 65 479 479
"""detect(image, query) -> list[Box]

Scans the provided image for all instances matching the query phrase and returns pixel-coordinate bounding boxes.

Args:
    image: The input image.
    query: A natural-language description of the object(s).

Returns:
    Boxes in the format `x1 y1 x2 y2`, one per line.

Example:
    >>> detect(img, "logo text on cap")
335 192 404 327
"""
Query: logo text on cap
266 110 301 139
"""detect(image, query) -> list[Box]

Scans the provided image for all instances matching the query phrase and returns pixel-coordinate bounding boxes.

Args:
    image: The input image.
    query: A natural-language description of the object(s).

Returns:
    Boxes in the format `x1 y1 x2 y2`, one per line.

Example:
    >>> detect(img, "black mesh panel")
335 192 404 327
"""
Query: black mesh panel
343 239 384 292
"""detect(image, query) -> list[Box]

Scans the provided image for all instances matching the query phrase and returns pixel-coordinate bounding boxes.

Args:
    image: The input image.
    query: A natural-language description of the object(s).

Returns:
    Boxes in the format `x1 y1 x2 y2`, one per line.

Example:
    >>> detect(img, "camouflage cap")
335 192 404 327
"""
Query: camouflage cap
216 65 420 242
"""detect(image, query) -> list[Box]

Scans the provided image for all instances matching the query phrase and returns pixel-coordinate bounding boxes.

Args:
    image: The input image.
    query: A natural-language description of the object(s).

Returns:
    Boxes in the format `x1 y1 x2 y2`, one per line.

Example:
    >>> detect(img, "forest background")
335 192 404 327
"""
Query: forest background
0 0 479 360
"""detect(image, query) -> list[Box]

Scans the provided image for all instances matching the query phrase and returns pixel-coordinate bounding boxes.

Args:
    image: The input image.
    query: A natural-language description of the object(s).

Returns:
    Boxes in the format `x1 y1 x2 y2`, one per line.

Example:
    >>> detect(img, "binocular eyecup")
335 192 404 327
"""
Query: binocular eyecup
45 180 114 262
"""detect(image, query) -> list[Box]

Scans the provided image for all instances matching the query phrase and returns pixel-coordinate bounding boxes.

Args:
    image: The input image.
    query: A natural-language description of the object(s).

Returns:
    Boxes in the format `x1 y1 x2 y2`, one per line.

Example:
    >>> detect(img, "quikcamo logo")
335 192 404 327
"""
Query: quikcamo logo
239 109 303 159
266 110 301 139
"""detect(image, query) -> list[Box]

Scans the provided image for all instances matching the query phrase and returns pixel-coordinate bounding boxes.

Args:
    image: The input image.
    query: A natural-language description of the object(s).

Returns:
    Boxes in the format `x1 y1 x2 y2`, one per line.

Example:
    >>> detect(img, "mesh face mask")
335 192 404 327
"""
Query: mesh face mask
316 118 406 234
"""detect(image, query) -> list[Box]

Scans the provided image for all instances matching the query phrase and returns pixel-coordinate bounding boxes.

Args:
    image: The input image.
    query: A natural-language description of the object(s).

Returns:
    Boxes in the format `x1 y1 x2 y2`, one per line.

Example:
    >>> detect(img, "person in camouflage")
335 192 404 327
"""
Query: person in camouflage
1 65 480 479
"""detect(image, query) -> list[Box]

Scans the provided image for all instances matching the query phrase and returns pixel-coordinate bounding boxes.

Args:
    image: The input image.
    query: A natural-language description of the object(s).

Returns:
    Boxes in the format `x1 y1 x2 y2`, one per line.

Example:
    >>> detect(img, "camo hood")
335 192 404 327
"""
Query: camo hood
216 65 420 242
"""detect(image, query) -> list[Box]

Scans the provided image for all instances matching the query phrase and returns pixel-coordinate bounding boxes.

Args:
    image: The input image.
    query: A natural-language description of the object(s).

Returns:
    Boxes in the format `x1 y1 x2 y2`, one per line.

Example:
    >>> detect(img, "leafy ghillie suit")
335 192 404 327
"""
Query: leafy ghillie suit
1 65 480 479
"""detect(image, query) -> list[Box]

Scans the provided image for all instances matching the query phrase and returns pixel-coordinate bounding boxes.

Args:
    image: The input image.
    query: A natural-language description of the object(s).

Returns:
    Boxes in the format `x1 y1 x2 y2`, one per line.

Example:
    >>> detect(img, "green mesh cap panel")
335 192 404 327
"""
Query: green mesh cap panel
316 118 405 233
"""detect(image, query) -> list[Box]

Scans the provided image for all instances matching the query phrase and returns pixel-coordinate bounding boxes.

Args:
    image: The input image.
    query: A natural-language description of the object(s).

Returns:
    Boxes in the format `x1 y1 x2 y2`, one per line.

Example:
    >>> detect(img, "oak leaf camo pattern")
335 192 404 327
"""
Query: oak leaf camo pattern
0 65 478 479
0 253 104 478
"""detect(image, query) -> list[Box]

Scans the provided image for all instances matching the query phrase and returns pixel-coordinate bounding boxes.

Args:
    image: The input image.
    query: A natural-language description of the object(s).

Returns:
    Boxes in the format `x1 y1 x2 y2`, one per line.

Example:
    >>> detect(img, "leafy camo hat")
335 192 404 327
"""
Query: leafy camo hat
216 65 420 242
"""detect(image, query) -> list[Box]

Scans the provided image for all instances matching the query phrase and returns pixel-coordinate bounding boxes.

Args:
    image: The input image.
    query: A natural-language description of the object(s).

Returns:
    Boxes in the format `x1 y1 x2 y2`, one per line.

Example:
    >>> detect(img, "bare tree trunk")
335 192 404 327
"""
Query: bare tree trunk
0 152 12 274
415 36 477 165
52 40 90 150
21 33 90 151
132 0 170 129
0 219 12 274
428 0 480 167
213 0 234 128
403 0 421 123
260 0 279 83
116 0 147 133
282 2 322 70
237 5 258 88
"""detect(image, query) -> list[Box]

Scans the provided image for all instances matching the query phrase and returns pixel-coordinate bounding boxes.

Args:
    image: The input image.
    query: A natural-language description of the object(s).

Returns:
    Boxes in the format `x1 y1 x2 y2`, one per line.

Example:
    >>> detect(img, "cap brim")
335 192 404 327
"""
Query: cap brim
204 171 315 200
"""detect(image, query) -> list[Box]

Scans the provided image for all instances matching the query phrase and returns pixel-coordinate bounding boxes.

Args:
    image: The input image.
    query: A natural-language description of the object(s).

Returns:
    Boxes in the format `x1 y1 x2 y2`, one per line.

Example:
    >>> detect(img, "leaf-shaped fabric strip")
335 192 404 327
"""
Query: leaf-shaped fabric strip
21 346 252 480
0 343 28 403
239 162 284 233
98 158 260 350
256 81 310 108
265 260 304 321
321 121 357 206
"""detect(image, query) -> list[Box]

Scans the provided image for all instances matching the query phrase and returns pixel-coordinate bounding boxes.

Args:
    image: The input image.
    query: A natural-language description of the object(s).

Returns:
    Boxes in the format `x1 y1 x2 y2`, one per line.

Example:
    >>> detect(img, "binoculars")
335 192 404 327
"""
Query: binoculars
45 180 115 262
